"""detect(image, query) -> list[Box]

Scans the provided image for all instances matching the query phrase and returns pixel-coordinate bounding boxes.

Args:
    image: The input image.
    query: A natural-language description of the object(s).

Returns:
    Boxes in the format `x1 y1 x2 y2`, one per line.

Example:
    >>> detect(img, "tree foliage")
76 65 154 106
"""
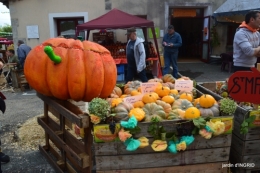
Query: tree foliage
0 24 12 37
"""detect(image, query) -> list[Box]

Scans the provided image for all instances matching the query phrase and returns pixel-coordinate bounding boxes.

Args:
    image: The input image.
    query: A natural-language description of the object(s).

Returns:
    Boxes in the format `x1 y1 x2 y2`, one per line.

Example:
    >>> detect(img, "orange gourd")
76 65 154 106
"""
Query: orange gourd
131 90 142 96
184 107 201 119
161 95 175 104
179 92 193 102
128 108 145 121
155 86 170 97
162 82 175 89
124 80 142 95
170 89 178 95
199 94 216 108
120 94 129 99
162 74 175 83
193 98 200 107
112 86 122 97
133 101 145 108
155 100 172 116
151 92 159 100
24 38 117 102
142 93 157 104
111 98 123 108
148 78 163 83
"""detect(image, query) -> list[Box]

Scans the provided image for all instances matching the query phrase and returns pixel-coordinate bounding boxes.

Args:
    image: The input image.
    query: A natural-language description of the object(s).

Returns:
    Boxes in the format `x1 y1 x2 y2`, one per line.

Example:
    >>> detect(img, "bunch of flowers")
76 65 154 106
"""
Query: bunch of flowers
168 135 194 154
118 116 141 151
199 120 225 139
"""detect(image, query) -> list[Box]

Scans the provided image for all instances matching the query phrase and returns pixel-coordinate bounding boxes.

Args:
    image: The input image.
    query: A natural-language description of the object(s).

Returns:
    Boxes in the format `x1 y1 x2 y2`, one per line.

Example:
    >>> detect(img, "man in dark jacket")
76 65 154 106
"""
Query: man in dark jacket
162 25 182 78
17 40 31 69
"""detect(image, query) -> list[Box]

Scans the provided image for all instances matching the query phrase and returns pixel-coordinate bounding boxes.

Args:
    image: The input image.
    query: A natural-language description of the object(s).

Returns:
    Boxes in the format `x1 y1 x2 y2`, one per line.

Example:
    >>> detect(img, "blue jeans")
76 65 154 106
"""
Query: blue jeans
125 57 148 83
163 51 179 78
125 65 148 83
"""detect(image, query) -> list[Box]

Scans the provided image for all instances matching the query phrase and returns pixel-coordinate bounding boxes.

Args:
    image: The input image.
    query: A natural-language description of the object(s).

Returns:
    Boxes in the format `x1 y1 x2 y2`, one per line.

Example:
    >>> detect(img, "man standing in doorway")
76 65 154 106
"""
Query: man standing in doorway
162 25 182 78
17 40 31 69
233 10 260 72
125 28 148 83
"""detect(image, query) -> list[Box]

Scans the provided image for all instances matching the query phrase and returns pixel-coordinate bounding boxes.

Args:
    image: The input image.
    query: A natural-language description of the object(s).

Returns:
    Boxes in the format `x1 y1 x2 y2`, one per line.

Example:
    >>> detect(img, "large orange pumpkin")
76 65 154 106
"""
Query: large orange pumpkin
24 38 117 102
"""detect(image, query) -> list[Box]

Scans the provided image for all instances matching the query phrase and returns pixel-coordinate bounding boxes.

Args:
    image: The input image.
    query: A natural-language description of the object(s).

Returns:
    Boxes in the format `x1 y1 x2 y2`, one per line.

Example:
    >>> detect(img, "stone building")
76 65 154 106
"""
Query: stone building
1 0 246 62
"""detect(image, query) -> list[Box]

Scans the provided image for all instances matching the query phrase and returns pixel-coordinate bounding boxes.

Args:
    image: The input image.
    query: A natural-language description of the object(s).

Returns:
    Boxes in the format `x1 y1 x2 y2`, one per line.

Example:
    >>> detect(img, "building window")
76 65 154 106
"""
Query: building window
57 18 85 39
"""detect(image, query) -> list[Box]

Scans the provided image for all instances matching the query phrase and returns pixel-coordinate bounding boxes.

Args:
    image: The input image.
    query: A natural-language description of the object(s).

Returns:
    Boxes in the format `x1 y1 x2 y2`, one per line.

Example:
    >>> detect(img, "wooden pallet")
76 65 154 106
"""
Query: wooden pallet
37 92 93 173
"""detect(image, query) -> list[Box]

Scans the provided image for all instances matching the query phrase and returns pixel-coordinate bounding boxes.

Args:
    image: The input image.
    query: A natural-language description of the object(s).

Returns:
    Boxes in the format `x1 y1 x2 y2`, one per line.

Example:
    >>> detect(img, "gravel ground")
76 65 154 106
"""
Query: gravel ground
0 89 55 173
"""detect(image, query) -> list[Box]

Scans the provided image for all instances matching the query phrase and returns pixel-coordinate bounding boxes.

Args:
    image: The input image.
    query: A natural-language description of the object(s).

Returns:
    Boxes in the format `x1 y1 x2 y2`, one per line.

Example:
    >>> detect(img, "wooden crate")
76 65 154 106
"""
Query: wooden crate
94 121 231 172
93 83 232 172
196 83 260 173
196 83 260 140
37 92 93 173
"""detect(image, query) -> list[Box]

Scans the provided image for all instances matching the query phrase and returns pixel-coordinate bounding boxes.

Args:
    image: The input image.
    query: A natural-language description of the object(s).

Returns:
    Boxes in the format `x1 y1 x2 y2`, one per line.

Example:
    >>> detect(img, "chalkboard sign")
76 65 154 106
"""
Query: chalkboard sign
93 32 114 44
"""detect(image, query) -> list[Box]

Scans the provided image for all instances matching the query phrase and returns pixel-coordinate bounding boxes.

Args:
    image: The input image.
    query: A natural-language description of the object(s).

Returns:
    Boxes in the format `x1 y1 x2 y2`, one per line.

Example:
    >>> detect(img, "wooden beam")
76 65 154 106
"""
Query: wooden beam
96 162 228 173
95 147 230 170
44 103 50 148
46 116 85 154
37 92 89 128
39 145 64 173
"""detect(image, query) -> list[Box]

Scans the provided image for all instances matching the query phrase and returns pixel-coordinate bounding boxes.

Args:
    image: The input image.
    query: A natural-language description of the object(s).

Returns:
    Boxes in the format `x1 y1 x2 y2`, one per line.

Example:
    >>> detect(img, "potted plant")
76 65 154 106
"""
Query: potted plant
219 98 237 116
210 26 220 55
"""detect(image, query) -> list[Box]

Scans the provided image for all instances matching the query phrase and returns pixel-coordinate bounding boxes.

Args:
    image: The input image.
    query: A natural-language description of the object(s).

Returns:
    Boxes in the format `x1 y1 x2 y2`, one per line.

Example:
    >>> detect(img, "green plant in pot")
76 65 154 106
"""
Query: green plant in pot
219 98 237 116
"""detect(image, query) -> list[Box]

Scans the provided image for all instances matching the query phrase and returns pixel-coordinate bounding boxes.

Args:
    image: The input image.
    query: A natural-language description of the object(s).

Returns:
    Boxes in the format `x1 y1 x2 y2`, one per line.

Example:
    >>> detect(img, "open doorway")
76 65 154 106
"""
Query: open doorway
171 17 203 62
169 8 206 62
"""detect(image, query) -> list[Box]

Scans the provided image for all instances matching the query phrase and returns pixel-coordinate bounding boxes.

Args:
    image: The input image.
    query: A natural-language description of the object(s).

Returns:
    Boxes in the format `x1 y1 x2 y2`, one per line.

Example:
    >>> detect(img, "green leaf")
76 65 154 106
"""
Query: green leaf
125 126 141 135
241 121 248 127
159 126 166 133
169 134 179 143
245 115 256 123
240 127 248 134
147 122 159 139
192 127 199 135
248 123 255 128
193 117 206 129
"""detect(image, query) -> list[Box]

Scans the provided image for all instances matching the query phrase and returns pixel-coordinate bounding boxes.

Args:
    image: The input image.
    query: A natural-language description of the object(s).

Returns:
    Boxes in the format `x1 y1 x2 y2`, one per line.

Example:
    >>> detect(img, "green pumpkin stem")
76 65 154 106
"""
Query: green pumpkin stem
44 46 61 64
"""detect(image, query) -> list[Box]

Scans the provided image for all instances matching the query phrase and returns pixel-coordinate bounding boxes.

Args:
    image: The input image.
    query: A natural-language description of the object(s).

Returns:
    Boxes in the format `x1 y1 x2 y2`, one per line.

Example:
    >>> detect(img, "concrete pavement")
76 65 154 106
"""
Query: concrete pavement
178 62 231 83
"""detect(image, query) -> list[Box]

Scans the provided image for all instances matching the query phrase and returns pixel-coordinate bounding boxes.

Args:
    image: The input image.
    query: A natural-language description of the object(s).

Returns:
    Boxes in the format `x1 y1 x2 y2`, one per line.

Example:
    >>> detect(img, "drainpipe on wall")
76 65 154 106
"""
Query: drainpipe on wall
211 16 219 27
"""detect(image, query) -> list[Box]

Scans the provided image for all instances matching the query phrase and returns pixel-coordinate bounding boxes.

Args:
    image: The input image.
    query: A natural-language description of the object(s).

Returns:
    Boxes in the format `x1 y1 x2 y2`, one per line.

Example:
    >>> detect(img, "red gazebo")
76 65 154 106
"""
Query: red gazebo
76 8 162 77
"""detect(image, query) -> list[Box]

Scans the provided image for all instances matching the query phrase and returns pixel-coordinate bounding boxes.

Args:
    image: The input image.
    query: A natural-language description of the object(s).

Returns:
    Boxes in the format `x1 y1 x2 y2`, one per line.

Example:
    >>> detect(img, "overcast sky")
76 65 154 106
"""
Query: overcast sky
0 2 11 27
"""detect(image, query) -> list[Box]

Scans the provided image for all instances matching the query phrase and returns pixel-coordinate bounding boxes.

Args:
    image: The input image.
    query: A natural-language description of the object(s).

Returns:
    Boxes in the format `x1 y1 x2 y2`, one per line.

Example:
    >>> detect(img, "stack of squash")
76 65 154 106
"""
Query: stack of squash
107 74 220 123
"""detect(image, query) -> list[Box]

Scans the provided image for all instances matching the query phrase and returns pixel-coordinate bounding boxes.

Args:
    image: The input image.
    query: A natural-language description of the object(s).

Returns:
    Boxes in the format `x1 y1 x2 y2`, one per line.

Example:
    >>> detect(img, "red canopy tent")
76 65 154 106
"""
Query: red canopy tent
0 38 13 45
76 8 162 77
